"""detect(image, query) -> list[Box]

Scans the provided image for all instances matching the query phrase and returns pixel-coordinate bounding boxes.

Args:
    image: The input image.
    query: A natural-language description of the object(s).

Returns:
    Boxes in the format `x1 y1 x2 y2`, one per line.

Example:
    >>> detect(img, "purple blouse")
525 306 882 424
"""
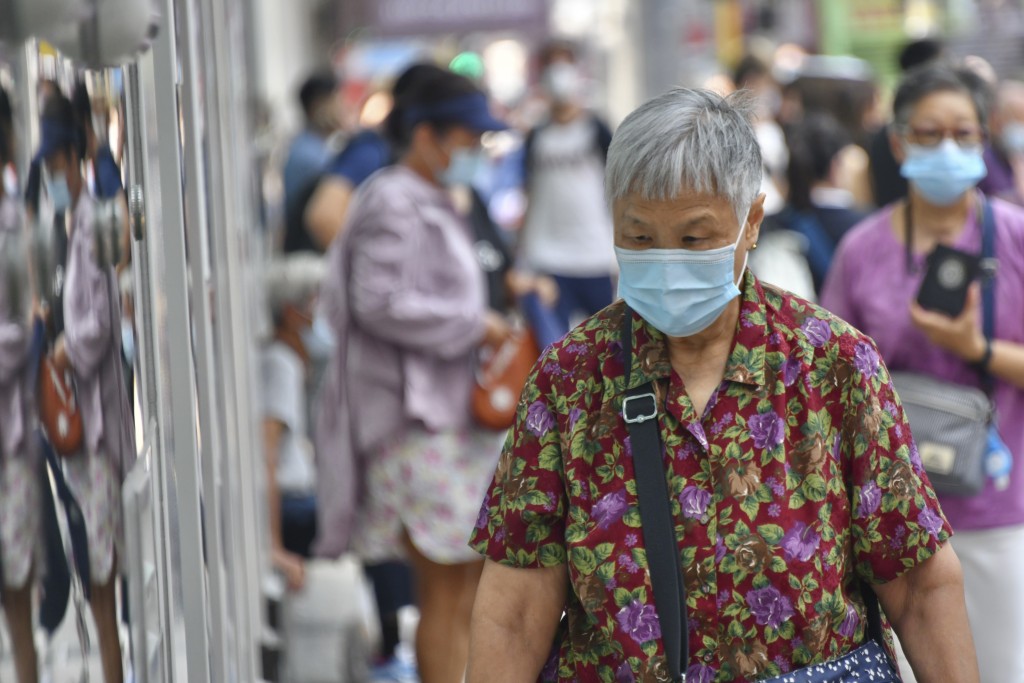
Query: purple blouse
0 196 34 461
63 193 135 476
822 199 1024 530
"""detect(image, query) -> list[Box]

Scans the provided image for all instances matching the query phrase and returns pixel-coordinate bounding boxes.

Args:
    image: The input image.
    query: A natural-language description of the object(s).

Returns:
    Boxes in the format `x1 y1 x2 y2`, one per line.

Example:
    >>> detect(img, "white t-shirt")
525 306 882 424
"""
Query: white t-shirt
520 116 616 277
261 342 316 496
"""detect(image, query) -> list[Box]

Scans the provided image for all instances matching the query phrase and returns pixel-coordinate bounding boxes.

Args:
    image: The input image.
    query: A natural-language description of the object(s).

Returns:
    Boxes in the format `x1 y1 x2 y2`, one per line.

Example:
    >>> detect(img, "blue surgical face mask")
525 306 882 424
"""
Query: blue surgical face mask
46 171 72 213
301 314 336 361
440 147 484 187
900 139 987 206
615 219 749 338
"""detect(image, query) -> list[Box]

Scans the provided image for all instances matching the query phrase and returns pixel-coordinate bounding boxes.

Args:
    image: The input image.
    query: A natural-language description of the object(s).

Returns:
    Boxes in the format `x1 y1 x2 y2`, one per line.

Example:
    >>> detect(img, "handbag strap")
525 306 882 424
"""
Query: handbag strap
979 197 996 394
620 307 687 682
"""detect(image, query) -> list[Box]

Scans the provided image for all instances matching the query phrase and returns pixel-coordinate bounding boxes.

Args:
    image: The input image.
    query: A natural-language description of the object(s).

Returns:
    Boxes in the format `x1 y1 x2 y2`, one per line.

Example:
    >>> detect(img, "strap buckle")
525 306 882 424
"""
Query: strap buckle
622 393 658 424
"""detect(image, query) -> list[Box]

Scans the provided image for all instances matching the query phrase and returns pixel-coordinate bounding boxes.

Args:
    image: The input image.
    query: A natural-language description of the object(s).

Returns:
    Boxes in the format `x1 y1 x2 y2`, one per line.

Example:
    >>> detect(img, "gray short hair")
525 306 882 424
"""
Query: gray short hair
893 62 991 134
605 88 763 224
265 253 326 317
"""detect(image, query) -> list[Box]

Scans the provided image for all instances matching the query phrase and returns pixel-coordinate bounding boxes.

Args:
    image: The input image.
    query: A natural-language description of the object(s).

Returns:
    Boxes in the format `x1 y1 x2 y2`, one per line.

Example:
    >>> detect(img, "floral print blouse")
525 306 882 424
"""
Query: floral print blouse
470 271 950 683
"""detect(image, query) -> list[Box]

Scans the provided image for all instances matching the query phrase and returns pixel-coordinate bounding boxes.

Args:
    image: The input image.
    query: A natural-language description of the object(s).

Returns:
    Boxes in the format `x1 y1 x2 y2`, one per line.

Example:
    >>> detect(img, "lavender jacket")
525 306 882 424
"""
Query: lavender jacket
0 196 35 462
64 193 135 476
314 165 488 558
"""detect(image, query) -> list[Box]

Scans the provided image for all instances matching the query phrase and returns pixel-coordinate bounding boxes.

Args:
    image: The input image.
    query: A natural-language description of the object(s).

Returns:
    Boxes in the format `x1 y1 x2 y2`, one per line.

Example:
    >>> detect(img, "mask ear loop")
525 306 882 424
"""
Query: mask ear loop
735 209 753 288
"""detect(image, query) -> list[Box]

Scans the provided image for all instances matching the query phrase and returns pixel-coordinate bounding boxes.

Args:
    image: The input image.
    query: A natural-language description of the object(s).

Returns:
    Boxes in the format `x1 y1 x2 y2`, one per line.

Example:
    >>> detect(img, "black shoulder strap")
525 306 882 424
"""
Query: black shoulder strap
980 197 996 346
620 307 687 682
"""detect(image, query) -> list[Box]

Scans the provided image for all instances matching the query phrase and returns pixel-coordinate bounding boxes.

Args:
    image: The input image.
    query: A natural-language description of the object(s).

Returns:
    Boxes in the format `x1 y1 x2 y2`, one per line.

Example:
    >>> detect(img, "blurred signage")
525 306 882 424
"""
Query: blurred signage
350 0 548 37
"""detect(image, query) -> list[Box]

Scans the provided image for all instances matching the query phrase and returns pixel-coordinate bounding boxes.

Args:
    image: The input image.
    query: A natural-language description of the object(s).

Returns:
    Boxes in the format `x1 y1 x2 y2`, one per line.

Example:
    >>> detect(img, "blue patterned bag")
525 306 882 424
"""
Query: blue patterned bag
759 640 900 682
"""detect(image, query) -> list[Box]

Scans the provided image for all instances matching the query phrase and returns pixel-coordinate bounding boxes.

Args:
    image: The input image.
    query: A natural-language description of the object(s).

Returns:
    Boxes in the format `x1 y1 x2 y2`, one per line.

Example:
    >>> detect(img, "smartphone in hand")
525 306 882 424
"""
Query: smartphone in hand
916 244 982 318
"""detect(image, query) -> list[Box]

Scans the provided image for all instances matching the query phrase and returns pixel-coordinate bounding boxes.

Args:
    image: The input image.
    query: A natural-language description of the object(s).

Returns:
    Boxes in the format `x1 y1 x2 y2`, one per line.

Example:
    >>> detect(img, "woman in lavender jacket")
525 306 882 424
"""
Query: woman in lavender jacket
314 68 511 683
39 93 135 683
0 94 42 683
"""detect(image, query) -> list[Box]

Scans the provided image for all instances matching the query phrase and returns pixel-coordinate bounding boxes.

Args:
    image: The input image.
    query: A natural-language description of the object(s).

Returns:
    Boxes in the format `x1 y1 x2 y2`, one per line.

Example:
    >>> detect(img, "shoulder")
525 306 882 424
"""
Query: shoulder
832 206 895 258
531 301 626 401
349 167 419 219
990 196 1024 237
262 342 301 376
760 280 877 369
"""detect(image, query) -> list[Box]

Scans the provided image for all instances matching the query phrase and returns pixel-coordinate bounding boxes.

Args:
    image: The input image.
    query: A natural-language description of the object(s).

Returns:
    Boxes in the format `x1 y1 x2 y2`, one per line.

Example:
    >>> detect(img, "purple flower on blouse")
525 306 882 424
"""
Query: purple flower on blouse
854 341 880 378
616 600 662 644
686 664 717 683
475 502 489 530
679 485 711 520
615 661 635 683
839 604 860 638
772 656 792 674
768 503 782 518
749 411 785 450
766 476 786 496
625 533 638 547
746 586 795 628
781 522 821 562
619 553 640 574
858 481 881 517
781 355 802 387
526 401 556 437
918 508 944 538
802 318 833 347
832 432 842 460
593 490 629 530
909 441 924 472
568 407 584 430
715 535 727 564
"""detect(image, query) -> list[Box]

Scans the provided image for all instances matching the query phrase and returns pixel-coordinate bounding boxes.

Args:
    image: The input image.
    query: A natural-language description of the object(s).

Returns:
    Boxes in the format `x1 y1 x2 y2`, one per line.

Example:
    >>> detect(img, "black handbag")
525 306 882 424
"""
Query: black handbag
892 197 999 497
620 307 900 683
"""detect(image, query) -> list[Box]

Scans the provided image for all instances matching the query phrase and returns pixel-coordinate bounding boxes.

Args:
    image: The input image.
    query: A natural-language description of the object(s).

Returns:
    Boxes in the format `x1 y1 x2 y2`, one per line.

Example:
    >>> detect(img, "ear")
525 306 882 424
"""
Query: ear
889 127 907 164
744 193 766 249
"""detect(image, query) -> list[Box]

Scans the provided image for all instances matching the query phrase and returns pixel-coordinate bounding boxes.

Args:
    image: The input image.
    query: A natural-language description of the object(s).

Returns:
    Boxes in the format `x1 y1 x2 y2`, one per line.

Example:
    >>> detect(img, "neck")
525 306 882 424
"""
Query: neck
664 297 740 363
402 154 442 187
551 102 581 124
908 188 974 240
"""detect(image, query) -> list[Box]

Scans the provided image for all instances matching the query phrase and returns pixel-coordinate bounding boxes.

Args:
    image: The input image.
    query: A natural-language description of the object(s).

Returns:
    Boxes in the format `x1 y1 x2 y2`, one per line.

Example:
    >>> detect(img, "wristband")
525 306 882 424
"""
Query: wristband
970 336 993 374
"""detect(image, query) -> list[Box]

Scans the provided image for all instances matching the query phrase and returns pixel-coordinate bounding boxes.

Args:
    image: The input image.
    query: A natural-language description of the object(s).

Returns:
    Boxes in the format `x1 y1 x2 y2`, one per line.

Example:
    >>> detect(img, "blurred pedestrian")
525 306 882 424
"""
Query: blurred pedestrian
0 85 42 683
262 254 326 590
314 68 511 683
776 112 868 291
282 69 342 245
517 40 616 337
294 64 443 254
37 91 136 683
823 62 1024 682
468 87 977 682
867 38 947 206
981 79 1024 204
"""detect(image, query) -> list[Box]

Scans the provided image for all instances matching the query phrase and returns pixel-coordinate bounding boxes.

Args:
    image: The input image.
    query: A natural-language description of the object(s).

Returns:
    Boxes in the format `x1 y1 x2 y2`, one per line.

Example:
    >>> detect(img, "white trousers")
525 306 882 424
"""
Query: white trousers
895 524 1024 683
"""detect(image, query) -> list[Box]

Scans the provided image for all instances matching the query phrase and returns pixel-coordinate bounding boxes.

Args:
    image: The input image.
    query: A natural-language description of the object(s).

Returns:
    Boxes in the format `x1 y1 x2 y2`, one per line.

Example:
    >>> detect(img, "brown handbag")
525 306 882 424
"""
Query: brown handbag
38 355 84 456
472 327 542 431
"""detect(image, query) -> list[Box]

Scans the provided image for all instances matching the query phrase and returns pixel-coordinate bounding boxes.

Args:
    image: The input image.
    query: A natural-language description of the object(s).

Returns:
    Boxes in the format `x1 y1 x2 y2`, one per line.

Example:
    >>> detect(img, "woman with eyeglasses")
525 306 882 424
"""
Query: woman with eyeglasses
822 63 1024 681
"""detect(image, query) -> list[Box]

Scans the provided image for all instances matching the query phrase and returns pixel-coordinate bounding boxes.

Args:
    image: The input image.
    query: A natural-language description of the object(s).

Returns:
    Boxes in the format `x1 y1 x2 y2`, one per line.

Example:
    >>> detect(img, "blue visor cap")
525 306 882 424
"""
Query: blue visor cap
405 92 508 133
35 120 79 162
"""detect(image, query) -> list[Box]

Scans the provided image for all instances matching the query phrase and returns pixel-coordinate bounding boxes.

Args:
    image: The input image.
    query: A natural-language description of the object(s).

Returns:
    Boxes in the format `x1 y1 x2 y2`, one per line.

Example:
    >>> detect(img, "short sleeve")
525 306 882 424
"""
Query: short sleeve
842 338 952 585
261 348 300 431
469 352 570 568
326 132 390 187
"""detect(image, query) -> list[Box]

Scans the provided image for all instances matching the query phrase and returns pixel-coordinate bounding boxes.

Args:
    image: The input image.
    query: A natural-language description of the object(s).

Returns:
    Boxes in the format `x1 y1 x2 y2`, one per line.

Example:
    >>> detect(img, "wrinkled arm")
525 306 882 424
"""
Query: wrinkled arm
874 543 979 682
466 560 568 683
349 209 485 358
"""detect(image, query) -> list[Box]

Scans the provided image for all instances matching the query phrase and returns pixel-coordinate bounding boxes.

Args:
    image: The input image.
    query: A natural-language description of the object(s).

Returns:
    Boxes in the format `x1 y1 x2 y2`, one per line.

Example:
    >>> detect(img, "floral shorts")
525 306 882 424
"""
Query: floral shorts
61 451 122 585
353 427 504 565
0 453 41 589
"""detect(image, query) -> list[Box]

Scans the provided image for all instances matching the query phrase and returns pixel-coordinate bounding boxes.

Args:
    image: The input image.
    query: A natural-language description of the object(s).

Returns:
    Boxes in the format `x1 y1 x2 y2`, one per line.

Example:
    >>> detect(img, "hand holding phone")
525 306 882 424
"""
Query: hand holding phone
915 244 982 318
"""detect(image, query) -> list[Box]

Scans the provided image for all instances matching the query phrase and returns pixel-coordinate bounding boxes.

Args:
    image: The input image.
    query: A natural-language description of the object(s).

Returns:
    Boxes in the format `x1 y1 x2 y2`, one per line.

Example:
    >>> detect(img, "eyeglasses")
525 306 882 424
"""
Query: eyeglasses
903 125 985 148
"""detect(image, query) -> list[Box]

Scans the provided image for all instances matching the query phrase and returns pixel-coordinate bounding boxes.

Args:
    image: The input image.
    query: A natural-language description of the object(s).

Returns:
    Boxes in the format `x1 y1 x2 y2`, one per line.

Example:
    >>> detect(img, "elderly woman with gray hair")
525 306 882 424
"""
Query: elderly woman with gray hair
467 89 978 682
